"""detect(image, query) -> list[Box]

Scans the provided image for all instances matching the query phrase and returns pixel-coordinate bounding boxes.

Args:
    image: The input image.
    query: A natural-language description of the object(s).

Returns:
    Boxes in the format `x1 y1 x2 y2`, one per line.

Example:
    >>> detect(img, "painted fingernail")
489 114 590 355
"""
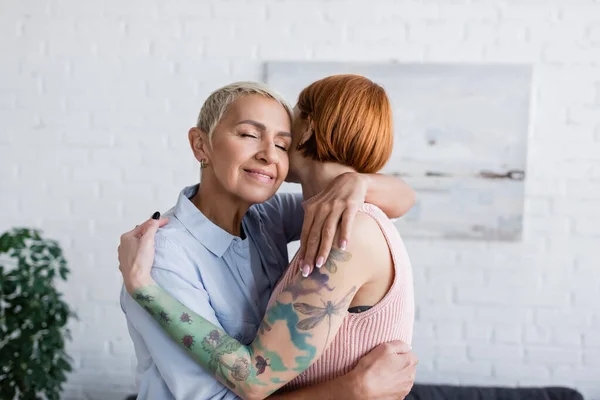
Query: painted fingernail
302 265 310 277
316 257 324 268
340 240 347 250
151 211 160 220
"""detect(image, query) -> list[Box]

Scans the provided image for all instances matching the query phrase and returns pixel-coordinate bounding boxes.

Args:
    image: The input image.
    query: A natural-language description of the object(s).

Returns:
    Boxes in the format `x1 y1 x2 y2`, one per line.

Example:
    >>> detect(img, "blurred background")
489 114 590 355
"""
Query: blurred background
1 0 599 399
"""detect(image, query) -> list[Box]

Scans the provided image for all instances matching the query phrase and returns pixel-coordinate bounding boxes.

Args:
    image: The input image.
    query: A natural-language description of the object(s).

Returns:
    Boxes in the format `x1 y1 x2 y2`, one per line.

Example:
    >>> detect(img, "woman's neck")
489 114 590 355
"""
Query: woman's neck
192 176 250 238
298 161 357 200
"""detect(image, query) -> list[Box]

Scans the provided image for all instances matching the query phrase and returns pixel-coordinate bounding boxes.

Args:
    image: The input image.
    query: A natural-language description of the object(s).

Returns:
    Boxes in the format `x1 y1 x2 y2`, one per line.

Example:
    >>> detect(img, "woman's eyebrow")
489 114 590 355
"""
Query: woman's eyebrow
237 120 291 137
237 119 266 130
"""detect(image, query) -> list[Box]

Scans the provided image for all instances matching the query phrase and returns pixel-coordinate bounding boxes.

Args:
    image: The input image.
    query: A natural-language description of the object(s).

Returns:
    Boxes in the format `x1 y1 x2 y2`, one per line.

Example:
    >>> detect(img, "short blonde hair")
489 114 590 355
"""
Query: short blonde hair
197 81 293 139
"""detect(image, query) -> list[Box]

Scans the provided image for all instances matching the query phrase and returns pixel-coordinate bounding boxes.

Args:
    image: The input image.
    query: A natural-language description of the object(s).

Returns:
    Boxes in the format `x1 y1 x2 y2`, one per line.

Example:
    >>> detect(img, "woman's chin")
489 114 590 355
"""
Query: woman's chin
237 187 280 205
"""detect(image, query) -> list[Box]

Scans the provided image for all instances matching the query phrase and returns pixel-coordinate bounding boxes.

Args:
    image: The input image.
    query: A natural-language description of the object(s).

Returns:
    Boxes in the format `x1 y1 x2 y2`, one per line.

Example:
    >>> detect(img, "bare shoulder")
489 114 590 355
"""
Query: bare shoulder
343 210 391 275
350 211 384 244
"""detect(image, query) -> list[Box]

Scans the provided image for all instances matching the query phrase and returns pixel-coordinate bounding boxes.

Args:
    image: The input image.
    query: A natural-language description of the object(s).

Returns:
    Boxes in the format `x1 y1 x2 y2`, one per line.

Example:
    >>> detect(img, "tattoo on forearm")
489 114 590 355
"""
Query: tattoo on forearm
132 286 256 391
180 312 193 324
201 329 251 388
159 310 171 325
129 246 355 395
135 293 154 302
182 334 195 349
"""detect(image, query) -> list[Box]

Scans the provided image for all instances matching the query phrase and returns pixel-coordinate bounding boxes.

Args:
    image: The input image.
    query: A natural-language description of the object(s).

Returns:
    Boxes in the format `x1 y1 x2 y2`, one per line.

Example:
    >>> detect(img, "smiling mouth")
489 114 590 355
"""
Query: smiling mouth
244 169 275 182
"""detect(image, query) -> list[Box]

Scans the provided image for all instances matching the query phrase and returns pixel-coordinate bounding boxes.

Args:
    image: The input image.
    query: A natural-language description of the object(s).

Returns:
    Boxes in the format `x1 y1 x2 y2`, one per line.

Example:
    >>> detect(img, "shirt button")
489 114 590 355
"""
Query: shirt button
234 333 242 341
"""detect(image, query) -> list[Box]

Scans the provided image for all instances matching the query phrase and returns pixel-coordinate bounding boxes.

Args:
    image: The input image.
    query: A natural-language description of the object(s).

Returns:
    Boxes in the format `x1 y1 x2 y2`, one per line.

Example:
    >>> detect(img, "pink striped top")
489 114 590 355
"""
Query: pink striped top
269 203 415 391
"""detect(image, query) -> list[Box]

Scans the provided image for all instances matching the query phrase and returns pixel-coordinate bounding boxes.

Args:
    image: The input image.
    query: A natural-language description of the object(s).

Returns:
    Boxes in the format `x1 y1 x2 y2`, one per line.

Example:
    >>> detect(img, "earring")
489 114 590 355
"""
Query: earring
200 159 207 169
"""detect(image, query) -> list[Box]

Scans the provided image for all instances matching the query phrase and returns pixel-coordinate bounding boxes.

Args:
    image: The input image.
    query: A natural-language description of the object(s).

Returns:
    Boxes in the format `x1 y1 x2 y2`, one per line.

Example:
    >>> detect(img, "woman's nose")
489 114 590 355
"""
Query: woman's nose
256 142 279 164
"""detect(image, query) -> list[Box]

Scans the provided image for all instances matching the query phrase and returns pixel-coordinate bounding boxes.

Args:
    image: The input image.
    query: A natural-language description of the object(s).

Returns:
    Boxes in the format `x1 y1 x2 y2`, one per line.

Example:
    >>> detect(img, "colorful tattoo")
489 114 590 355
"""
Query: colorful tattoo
209 330 221 342
283 267 335 300
255 356 271 375
231 358 251 381
322 248 352 273
129 245 355 398
182 334 195 350
294 286 357 352
258 320 272 335
180 312 193 324
263 301 317 371
201 329 251 389
158 310 171 325
252 337 287 373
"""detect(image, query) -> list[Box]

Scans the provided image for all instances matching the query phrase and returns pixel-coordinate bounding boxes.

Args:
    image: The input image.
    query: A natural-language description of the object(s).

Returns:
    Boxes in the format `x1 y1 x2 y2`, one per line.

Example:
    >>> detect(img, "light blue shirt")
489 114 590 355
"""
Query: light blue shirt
120 185 303 400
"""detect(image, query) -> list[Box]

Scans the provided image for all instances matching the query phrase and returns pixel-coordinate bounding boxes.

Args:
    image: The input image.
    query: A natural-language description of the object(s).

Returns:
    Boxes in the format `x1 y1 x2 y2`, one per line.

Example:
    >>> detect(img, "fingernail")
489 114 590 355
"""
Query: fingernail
151 211 160 220
340 240 347 250
315 257 324 268
302 265 310 277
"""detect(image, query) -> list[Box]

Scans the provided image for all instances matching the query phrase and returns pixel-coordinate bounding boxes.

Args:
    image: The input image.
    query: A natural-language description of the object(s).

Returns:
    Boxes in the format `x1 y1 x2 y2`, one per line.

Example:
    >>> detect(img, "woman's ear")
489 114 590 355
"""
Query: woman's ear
298 117 315 147
188 127 211 164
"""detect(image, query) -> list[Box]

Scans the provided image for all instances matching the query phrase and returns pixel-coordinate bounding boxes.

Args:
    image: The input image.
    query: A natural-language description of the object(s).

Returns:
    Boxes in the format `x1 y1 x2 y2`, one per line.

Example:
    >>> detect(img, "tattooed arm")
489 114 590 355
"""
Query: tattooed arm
125 215 383 400
121 242 240 399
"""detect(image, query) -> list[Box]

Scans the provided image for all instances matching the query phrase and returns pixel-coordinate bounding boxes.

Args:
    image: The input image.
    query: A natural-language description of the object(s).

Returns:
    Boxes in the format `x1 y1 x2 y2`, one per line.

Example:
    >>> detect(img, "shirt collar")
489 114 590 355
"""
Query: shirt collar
173 184 236 257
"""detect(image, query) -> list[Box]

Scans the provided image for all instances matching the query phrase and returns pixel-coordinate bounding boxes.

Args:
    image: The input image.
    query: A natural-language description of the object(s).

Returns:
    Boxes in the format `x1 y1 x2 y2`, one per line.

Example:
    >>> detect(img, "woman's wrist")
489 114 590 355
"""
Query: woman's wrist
124 272 155 295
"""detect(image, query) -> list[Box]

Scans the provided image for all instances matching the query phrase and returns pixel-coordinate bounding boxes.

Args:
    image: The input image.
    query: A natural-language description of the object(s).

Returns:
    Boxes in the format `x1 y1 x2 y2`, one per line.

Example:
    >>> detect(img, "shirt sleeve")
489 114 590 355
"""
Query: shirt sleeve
273 192 305 243
121 242 239 400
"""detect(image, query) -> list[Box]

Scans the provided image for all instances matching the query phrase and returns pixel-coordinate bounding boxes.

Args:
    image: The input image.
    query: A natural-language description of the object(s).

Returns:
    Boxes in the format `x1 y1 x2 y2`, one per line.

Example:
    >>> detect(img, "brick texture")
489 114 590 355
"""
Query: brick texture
1 0 599 399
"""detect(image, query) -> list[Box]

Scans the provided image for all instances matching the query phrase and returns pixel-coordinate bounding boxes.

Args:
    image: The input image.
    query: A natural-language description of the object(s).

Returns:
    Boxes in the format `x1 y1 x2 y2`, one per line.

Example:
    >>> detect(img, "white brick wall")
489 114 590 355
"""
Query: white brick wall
1 0 599 399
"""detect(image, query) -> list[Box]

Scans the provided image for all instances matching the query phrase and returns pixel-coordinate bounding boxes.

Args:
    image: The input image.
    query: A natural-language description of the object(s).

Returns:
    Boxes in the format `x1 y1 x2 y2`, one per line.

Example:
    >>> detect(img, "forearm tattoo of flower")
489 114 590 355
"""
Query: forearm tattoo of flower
199 329 252 389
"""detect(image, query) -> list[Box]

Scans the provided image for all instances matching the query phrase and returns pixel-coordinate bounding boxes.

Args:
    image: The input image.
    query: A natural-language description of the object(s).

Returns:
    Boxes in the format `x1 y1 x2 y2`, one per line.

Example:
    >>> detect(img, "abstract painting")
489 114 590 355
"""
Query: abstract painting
265 62 532 241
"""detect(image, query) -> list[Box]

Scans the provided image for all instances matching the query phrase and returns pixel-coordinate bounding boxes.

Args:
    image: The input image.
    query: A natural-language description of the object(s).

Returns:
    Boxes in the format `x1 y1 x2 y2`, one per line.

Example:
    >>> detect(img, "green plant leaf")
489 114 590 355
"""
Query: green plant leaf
217 336 241 354
0 227 73 398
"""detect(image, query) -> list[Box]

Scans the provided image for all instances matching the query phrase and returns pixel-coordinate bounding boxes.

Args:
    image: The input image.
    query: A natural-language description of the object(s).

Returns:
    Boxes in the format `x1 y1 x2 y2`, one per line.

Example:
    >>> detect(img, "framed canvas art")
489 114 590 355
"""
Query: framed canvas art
265 62 532 241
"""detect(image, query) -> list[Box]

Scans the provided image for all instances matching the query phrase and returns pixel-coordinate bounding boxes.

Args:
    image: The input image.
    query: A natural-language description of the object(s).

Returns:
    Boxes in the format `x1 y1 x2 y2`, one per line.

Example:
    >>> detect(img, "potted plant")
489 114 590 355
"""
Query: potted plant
0 228 75 400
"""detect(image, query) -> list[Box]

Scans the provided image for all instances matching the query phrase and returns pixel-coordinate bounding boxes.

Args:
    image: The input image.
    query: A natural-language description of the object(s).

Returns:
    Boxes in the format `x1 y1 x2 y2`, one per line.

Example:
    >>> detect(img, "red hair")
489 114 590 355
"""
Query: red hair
296 74 393 173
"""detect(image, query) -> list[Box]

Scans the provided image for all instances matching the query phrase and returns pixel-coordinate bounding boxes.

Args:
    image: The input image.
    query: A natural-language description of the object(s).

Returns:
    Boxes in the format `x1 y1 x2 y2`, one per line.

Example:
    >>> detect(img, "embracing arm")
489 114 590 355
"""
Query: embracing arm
363 173 416 219
292 172 415 274
131 243 369 400
122 245 239 399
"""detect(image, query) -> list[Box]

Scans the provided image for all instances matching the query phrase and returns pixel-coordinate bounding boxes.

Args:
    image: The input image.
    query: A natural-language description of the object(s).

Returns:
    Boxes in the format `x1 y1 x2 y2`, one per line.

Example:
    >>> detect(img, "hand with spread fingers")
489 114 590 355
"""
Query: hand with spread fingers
118 212 169 294
296 172 369 278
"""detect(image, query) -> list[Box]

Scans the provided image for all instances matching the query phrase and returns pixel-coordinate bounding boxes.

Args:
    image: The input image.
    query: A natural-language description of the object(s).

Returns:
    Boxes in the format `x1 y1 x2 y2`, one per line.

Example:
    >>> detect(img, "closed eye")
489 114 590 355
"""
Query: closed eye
240 133 258 139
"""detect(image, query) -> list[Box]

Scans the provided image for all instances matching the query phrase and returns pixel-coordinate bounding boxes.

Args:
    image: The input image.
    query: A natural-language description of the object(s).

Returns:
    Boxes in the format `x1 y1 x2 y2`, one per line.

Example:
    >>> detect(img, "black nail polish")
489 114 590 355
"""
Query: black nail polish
151 211 160 220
